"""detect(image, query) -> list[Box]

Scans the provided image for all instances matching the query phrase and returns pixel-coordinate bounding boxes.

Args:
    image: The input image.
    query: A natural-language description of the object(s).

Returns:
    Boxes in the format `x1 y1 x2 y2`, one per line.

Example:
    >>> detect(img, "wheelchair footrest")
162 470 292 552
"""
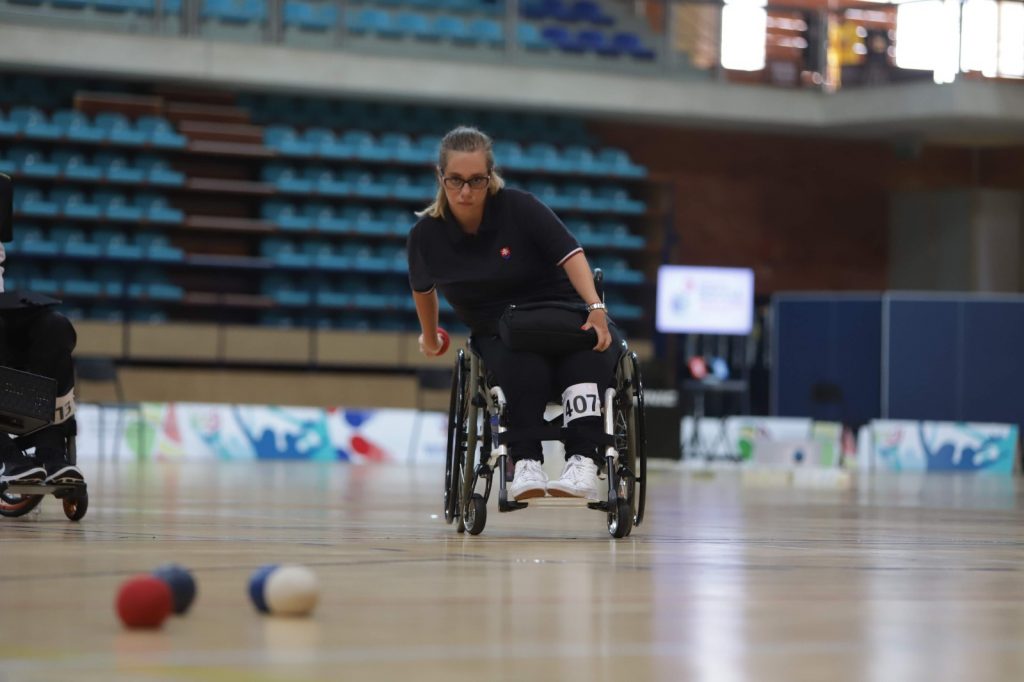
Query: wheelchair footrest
5 481 86 497
498 499 529 512
587 501 610 512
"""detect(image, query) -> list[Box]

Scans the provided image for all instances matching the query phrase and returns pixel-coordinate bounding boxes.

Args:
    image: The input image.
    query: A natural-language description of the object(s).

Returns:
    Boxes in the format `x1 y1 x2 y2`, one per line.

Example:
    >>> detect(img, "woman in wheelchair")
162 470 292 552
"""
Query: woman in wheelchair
407 126 622 503
0 241 82 486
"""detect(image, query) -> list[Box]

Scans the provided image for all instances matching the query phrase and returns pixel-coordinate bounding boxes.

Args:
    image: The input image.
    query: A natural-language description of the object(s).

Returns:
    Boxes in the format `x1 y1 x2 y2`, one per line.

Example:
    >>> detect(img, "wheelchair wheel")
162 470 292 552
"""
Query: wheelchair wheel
614 351 647 528
62 490 88 521
608 497 632 538
465 493 487 535
0 490 44 518
456 351 482 534
444 349 470 525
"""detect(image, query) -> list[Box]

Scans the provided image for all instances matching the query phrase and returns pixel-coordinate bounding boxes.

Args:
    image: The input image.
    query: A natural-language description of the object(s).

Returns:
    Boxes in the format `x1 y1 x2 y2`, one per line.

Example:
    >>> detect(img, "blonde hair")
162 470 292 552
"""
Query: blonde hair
416 126 505 219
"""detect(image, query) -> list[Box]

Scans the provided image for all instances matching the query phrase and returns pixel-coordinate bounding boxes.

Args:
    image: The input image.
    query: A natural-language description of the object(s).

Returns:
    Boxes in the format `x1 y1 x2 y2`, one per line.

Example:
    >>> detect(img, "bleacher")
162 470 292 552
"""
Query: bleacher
0 73 654 338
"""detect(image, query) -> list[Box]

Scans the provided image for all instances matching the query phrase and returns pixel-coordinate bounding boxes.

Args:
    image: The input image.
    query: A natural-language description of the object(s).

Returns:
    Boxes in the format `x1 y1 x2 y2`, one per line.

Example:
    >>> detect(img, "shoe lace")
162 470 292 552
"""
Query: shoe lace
562 456 595 485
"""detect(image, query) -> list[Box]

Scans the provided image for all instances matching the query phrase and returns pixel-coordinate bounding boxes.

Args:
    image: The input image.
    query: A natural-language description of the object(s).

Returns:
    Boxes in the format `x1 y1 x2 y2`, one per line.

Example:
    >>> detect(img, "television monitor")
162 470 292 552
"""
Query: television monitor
656 265 754 335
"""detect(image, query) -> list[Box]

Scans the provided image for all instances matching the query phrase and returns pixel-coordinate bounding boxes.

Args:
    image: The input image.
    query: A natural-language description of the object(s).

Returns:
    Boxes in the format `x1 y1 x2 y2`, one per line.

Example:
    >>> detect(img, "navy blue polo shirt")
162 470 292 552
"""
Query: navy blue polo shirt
407 187 583 335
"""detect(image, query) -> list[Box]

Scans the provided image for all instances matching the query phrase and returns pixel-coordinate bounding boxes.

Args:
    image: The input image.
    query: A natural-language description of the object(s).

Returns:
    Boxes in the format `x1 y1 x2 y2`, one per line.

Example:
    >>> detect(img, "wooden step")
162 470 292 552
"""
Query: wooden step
184 215 274 233
154 85 238 106
74 91 164 117
178 120 264 144
186 177 274 196
167 102 251 125
187 139 275 158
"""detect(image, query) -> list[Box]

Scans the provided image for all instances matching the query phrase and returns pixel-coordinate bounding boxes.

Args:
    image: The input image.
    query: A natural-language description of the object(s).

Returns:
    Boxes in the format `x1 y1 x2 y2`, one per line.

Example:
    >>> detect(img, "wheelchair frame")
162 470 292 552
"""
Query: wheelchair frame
443 339 646 538
0 368 88 521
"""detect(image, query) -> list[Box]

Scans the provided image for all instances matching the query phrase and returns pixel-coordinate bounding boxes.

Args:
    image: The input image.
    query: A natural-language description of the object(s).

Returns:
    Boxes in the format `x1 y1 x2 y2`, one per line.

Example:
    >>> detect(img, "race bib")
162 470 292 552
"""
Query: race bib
562 382 601 425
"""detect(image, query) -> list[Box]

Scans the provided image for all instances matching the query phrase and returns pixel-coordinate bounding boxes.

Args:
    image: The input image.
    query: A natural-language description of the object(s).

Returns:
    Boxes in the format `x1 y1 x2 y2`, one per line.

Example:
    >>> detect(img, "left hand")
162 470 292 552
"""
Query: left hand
581 309 611 352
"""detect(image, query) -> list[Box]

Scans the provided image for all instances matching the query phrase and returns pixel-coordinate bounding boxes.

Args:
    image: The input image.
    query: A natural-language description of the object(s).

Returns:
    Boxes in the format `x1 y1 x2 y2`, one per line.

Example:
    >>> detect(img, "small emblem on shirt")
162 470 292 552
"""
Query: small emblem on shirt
500 247 511 260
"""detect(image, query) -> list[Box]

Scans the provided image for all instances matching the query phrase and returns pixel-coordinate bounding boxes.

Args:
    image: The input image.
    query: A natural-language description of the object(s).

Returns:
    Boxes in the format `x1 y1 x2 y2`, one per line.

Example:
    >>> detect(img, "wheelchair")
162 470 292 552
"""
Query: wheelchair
0 365 88 521
442 331 646 539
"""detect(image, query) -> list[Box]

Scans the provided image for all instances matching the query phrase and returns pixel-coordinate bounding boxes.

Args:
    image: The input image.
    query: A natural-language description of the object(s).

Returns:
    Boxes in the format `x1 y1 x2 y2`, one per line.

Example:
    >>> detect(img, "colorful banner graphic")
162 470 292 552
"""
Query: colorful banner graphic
871 420 1019 474
73 402 450 462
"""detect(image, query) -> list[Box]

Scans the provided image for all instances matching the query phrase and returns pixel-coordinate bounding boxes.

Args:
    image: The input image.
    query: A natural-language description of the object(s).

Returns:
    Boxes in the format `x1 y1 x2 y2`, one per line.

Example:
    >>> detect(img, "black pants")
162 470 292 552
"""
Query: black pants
0 307 77 453
0 308 77 394
472 325 622 465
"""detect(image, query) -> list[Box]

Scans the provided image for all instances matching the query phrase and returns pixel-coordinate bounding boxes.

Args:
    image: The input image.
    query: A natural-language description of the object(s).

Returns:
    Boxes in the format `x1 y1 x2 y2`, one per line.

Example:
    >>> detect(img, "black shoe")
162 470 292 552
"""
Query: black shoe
44 464 84 485
36 447 84 485
0 457 47 485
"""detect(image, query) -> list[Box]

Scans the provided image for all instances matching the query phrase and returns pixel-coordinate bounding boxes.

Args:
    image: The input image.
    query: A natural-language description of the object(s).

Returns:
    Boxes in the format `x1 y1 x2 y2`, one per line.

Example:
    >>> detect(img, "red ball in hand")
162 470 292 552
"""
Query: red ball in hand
435 327 450 356
116 575 173 629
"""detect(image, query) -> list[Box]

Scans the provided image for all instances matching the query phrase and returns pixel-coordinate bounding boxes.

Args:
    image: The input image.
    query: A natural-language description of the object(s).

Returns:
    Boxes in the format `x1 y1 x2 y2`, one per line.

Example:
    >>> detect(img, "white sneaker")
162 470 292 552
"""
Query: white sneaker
508 459 548 501
547 455 601 500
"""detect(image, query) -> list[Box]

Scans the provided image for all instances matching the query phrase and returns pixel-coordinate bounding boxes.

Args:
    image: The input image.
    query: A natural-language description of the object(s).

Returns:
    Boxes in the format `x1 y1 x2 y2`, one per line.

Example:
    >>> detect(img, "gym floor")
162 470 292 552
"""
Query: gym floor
1 460 1023 681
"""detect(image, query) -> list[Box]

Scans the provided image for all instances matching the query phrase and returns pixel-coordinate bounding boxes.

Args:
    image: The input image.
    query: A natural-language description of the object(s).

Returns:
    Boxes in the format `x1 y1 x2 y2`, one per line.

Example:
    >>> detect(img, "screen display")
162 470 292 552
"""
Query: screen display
656 265 754 335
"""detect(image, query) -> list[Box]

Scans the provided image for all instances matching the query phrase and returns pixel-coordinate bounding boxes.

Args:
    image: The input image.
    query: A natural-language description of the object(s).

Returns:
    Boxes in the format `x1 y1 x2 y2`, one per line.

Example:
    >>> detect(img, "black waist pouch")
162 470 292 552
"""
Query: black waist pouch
498 301 596 353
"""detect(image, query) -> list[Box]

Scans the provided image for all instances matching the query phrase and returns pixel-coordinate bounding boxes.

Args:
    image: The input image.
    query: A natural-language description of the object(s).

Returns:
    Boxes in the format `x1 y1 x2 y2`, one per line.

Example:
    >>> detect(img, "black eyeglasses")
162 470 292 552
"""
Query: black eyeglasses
441 174 490 191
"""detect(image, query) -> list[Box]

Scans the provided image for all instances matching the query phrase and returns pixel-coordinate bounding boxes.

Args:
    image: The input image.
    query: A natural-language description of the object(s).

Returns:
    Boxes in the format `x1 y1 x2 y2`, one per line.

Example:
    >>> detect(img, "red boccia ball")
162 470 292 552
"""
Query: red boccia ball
116 575 173 629
435 327 450 356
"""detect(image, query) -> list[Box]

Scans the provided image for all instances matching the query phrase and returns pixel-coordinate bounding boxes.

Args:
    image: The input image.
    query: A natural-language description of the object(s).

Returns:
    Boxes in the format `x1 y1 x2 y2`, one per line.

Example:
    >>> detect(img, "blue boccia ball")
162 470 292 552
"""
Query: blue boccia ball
152 563 197 615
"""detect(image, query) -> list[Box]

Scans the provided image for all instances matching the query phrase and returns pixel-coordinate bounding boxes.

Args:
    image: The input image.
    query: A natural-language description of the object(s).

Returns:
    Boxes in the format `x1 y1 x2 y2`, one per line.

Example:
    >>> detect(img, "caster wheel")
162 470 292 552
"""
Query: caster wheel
608 498 632 539
465 493 487 536
62 492 88 521
0 491 43 518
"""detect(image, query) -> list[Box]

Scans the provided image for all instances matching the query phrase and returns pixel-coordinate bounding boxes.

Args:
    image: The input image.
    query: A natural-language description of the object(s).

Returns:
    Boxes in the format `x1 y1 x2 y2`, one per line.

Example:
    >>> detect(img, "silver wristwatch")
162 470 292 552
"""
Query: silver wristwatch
586 302 607 313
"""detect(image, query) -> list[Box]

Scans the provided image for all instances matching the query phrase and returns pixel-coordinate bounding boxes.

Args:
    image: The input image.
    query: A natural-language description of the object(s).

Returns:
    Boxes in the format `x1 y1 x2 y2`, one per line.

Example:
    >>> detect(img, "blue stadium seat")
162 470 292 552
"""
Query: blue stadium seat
137 193 184 222
576 29 619 56
340 241 390 271
468 18 503 46
569 0 613 25
598 184 646 213
433 15 474 44
263 273 312 306
14 225 61 256
52 188 103 219
95 152 146 183
94 229 144 260
377 207 412 236
304 240 349 270
53 150 103 180
95 191 144 221
262 200 312 230
283 0 338 30
526 142 571 172
541 25 585 53
201 0 266 23
53 110 106 142
306 165 350 196
263 163 314 192
305 127 354 159
347 8 396 37
131 270 184 300
396 11 436 41
597 147 646 177
51 226 102 258
137 232 185 261
15 186 59 217
599 219 645 248
95 113 148 146
137 155 185 185
9 146 60 178
611 31 656 60
264 125 315 156
95 0 153 13
262 237 312 267
343 168 390 198
341 130 390 161
137 116 187 148
54 264 102 297
9 107 61 140
0 110 18 137
306 202 350 232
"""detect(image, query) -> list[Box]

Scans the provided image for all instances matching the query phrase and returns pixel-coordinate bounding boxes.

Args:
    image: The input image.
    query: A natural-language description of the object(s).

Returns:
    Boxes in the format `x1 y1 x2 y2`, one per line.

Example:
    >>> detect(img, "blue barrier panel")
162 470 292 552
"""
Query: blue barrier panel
773 295 882 424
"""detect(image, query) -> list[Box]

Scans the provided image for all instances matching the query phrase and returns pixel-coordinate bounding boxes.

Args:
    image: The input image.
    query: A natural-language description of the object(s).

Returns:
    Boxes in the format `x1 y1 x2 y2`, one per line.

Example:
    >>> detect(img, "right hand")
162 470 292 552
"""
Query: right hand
418 327 450 357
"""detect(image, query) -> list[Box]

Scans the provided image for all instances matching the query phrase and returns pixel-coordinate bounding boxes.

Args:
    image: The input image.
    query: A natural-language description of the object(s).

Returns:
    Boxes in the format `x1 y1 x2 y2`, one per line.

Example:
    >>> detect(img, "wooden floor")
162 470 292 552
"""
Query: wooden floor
2 461 1024 681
